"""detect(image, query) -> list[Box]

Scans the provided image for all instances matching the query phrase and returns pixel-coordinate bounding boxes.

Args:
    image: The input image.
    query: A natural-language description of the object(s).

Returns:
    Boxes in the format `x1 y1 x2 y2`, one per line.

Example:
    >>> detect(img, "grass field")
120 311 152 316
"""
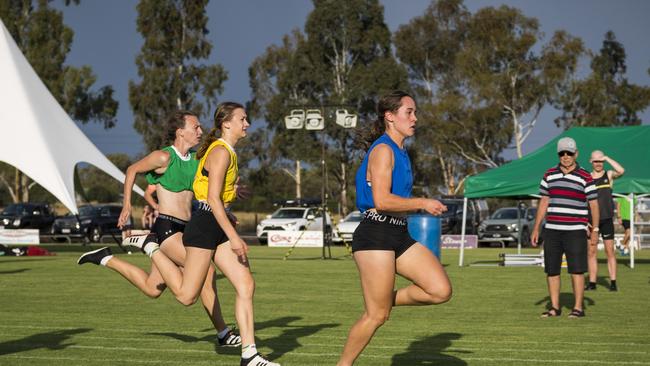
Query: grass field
1 245 649 365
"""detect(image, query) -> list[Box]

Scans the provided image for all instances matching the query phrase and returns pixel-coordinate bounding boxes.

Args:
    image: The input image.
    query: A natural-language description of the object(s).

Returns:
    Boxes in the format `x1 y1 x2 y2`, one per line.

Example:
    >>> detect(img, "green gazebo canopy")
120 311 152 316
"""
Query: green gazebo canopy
465 126 650 198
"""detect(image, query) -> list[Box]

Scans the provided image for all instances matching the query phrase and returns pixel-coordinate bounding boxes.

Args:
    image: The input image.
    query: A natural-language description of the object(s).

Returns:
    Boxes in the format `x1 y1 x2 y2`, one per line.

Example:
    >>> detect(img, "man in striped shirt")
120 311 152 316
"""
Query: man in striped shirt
531 137 599 318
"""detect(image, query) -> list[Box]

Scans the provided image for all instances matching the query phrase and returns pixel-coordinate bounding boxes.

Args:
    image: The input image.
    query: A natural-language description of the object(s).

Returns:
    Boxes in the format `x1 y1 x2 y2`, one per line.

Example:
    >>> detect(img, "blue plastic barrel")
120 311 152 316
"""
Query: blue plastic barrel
407 214 441 259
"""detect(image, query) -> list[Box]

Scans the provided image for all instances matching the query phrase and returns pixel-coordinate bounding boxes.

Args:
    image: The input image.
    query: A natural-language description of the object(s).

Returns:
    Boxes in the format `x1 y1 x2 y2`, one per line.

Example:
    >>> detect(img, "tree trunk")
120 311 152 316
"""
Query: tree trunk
295 160 301 199
340 161 348 216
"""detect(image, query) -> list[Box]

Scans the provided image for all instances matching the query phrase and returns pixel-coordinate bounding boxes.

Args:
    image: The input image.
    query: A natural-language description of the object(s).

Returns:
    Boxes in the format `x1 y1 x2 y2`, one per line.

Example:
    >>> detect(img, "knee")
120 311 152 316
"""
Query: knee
176 293 199 306
424 282 453 305
364 309 391 328
234 276 255 300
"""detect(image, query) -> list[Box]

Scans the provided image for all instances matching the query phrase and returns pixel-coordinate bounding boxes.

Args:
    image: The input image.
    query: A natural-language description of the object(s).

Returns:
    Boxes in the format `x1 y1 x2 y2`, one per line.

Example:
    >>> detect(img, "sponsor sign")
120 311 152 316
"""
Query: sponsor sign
440 234 477 249
267 230 323 247
0 228 40 245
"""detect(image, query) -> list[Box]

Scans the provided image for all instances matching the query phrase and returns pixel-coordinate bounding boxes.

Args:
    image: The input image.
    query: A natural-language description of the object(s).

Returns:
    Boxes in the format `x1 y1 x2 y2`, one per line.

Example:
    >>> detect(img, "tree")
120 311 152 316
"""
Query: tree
0 0 118 203
248 0 408 215
129 0 227 152
394 1 584 192
554 31 650 129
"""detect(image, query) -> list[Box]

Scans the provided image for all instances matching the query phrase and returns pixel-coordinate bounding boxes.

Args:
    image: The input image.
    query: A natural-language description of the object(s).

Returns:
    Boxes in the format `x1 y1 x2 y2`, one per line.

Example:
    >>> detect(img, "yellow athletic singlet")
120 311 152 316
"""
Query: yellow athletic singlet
193 138 238 204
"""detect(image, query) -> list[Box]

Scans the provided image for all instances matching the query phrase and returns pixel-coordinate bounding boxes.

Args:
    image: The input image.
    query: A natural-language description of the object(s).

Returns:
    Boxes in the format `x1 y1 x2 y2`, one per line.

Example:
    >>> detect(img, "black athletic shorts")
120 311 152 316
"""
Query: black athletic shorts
351 210 417 258
543 228 588 276
622 219 630 230
598 218 615 240
153 214 187 244
183 206 229 250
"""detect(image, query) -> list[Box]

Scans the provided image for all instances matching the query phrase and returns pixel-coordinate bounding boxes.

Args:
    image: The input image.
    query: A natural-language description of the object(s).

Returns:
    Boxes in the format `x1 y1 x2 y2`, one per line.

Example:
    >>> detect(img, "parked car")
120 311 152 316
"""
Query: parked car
478 206 537 247
332 210 362 244
438 197 489 235
256 205 333 244
51 204 126 242
0 202 55 232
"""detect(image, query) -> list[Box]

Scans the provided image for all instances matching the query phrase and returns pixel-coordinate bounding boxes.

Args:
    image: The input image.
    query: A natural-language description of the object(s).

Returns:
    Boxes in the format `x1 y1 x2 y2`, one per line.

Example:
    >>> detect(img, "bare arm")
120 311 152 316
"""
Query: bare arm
531 196 549 247
118 150 169 228
205 147 248 257
369 144 446 215
588 199 600 245
605 155 625 179
144 184 159 211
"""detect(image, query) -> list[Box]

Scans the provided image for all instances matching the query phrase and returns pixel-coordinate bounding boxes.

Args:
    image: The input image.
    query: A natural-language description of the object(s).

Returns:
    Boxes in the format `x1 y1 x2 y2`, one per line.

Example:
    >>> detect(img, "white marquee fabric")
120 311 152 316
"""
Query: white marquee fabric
0 20 143 214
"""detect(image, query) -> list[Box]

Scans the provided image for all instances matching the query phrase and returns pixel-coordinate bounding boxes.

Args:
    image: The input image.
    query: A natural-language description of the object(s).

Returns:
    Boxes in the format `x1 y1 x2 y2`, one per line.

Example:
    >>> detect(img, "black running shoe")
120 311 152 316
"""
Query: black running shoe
218 330 242 347
77 247 112 265
240 352 280 366
609 282 618 292
584 282 597 291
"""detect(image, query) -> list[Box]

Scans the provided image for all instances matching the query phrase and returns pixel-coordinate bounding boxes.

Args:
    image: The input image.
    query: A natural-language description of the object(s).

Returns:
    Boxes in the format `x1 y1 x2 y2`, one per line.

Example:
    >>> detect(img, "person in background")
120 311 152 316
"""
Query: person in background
585 150 624 292
531 137 599 318
615 196 636 256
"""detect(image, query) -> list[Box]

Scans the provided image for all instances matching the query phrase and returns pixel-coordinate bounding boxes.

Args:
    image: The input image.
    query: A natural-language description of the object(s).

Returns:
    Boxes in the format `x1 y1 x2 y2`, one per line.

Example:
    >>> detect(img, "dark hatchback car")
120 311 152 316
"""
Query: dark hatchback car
438 197 489 235
51 204 125 242
0 203 55 232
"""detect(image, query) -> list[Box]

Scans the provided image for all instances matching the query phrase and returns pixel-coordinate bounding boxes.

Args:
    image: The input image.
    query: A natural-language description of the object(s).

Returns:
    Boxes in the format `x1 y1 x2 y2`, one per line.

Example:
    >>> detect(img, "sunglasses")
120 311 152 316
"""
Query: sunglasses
558 151 575 157
591 160 604 163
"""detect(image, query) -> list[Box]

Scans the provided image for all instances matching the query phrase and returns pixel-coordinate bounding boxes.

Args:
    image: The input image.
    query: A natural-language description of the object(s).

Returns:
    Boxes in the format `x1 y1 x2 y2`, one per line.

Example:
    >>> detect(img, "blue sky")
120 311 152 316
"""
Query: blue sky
53 0 650 160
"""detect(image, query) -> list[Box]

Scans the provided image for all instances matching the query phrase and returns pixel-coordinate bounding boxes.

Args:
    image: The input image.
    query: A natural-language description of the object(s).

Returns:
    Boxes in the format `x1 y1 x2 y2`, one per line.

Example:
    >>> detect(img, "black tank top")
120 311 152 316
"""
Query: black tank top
593 174 614 219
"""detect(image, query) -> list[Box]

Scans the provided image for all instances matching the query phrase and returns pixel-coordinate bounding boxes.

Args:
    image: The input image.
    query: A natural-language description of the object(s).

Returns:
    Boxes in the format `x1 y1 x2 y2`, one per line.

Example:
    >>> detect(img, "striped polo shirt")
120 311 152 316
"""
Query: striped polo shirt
539 164 597 231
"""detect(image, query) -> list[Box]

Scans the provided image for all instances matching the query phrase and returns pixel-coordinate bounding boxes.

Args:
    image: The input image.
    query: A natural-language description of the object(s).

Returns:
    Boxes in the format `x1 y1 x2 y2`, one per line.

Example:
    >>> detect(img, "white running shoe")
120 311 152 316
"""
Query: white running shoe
240 353 280 366
122 234 153 251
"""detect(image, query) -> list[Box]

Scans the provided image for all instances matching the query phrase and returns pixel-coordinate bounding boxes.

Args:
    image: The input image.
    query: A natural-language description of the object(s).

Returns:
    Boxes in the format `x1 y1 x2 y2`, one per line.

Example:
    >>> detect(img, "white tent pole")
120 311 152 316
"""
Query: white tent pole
630 193 635 269
459 197 468 267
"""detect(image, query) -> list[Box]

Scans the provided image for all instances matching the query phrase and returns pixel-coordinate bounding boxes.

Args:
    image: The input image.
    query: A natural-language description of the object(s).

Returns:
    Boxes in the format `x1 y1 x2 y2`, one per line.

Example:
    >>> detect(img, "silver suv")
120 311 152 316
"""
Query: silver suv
478 207 537 247
256 206 332 244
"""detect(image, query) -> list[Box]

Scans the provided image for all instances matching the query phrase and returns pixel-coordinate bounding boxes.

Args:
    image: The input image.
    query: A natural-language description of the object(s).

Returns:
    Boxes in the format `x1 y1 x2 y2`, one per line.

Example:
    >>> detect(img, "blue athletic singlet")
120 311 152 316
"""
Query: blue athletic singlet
355 134 413 212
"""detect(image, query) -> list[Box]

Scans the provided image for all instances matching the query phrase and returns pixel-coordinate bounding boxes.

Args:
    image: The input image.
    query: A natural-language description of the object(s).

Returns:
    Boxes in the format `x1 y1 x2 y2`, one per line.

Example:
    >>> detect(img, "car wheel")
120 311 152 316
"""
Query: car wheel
90 227 102 243
521 228 531 246
258 238 267 245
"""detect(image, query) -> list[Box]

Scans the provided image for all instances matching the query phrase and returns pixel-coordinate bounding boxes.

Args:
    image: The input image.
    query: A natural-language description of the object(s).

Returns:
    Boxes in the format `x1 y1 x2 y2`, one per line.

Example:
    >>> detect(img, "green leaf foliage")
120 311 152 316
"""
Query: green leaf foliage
554 31 650 129
129 0 227 151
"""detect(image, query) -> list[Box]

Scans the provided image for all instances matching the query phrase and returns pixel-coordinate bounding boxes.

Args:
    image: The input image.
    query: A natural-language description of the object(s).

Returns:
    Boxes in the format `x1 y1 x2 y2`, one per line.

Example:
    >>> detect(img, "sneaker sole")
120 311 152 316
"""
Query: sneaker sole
77 247 109 264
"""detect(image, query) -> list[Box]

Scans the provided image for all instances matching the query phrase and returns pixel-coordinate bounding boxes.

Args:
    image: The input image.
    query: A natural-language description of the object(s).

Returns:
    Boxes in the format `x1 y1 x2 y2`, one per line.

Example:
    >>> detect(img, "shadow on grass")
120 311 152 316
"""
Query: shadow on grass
154 316 339 359
0 328 92 356
0 268 30 274
0 258 57 264
253 316 339 359
535 292 595 312
391 332 468 366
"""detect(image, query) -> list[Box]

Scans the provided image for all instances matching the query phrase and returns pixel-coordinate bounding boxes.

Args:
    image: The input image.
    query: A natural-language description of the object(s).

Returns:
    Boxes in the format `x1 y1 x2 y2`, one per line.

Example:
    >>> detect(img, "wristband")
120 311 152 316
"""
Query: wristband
593 227 599 232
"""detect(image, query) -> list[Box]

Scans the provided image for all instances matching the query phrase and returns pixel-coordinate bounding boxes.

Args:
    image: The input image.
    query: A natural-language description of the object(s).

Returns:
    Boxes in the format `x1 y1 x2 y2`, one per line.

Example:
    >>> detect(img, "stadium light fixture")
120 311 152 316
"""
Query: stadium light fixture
335 109 357 128
284 109 305 129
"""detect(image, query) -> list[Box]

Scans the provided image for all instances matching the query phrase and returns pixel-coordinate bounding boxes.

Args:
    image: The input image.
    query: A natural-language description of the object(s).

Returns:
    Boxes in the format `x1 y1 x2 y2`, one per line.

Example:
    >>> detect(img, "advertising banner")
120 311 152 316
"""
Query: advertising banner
440 234 477 249
267 230 323 247
0 228 40 245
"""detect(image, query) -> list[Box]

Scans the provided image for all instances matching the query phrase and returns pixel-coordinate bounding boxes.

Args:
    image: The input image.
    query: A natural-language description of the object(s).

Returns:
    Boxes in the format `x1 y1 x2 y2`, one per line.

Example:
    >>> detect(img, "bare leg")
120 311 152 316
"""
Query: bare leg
338 251 395 366
394 244 452 306
603 239 617 281
160 233 228 332
547 275 561 310
213 242 255 346
150 245 213 306
571 273 584 311
587 243 598 283
105 258 166 298
622 228 630 250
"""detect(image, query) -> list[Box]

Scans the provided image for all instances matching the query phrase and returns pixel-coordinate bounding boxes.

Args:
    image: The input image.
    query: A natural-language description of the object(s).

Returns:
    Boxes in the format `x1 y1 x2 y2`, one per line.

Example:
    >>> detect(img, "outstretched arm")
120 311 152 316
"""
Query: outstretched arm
118 151 169 228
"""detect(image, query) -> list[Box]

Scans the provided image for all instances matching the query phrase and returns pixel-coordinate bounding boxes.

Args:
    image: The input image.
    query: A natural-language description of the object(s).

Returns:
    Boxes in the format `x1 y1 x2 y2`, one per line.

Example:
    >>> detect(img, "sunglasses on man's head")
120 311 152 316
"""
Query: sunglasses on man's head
558 151 575 157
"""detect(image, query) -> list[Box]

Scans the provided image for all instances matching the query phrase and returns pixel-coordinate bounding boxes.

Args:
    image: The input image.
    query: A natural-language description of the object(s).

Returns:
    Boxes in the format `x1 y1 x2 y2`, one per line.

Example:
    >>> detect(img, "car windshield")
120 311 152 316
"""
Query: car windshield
343 211 363 222
491 208 519 219
78 206 97 216
2 204 31 215
271 209 305 219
